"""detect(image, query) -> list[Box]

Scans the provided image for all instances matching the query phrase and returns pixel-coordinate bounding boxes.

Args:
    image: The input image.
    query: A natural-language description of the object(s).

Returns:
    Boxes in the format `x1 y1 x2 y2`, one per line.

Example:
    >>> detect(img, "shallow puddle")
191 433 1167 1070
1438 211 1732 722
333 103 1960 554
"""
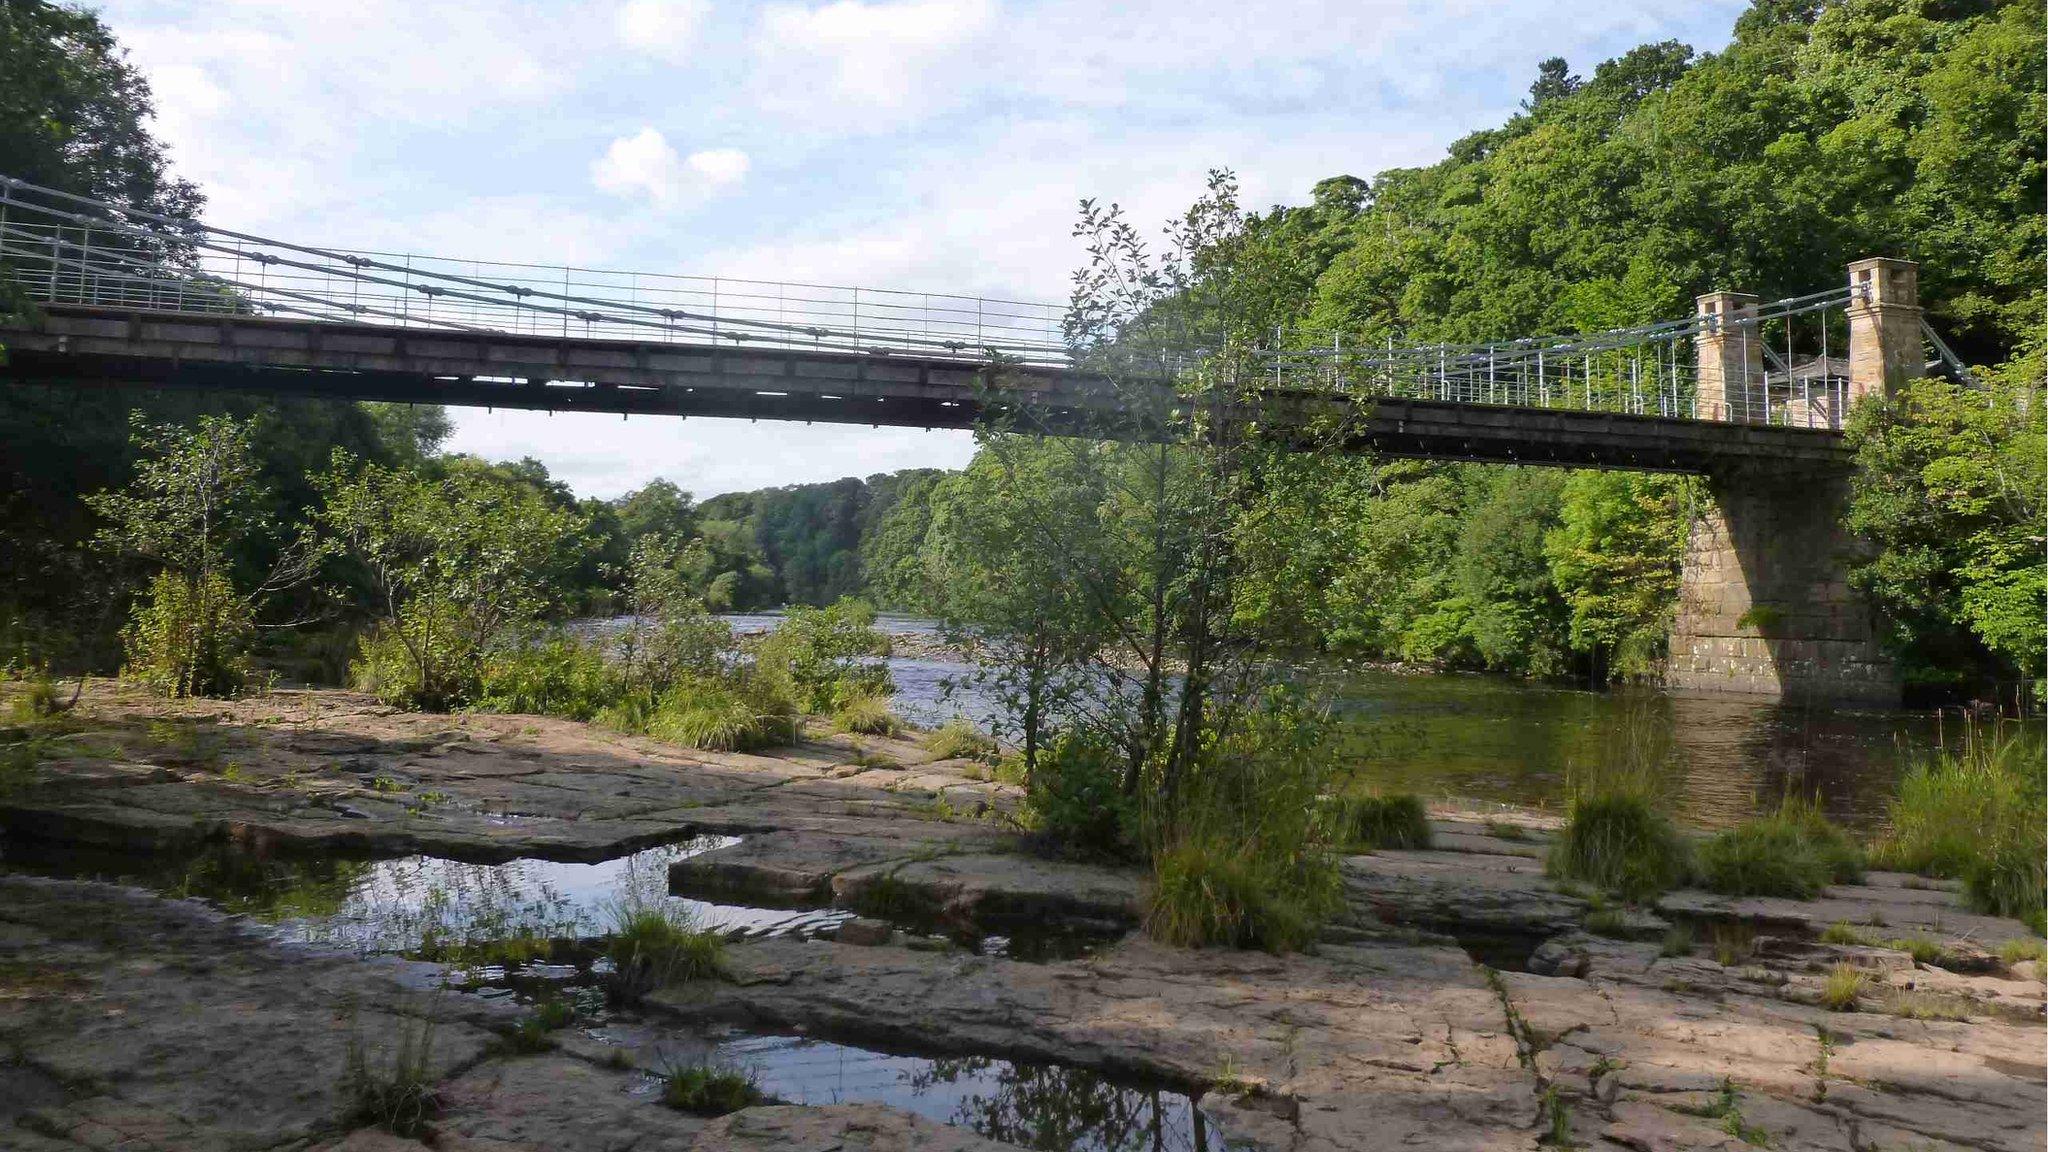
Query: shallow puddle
0 836 853 956
601 1019 1212 1152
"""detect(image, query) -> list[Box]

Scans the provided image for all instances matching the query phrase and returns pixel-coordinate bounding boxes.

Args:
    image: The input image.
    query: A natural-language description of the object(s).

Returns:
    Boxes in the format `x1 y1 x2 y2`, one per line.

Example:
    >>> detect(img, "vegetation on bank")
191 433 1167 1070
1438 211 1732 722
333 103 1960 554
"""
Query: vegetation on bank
1 0 2042 958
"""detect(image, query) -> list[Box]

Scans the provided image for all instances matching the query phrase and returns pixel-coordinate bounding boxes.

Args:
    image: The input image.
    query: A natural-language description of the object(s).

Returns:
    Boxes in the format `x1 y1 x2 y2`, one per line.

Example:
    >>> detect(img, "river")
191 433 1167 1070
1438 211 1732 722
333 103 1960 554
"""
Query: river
707 613 1976 832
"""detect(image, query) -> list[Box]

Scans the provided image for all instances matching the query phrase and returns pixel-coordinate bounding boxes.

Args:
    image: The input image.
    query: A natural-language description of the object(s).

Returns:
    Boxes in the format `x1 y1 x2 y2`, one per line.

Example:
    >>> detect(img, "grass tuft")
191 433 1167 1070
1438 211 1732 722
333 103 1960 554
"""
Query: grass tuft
1659 924 1695 958
661 1063 764 1115
1330 791 1432 851
1873 723 2044 931
602 906 724 1004
1819 921 1869 946
923 718 1000 762
1997 937 2046 967
1484 820 1530 841
1583 907 1634 939
832 694 903 737
642 676 800 752
1696 797 1864 901
1143 833 1340 954
341 1013 439 1137
1546 794 1689 901
1819 963 1866 1011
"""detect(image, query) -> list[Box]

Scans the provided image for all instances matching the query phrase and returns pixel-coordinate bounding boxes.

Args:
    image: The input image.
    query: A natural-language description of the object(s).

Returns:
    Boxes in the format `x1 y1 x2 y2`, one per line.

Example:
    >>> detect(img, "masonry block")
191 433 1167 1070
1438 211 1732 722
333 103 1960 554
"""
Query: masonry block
1667 473 1898 706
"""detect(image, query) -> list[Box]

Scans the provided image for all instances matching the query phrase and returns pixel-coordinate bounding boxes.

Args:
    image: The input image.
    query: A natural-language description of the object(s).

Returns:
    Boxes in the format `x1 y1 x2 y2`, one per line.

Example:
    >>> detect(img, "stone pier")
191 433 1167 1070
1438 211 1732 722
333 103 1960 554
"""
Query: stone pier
1666 258 1917 706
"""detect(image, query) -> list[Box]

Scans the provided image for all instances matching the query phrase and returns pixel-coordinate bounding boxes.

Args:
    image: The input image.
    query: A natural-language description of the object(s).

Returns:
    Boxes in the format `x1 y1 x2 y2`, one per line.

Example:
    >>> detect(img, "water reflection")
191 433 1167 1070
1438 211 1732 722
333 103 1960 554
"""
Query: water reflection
707 613 1960 829
698 1032 1207 1152
1 837 854 957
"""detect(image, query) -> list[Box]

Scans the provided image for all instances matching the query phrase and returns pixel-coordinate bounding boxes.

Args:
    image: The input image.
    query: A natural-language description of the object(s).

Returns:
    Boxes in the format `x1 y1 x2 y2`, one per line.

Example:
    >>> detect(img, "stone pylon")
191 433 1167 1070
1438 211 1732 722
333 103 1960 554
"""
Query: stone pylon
1666 259 1916 705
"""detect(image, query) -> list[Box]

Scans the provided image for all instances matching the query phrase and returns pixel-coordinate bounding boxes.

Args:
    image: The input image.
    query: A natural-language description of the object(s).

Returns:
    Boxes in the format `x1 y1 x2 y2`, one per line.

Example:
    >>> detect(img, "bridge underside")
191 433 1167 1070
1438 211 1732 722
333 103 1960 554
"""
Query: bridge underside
1 304 1893 706
1 306 1852 476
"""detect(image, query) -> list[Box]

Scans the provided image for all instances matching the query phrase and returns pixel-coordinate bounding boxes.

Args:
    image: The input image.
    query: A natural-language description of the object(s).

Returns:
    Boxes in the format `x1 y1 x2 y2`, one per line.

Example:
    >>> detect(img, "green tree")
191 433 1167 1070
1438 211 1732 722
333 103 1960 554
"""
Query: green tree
84 415 315 695
318 455 593 710
1545 472 1692 680
1846 356 2046 693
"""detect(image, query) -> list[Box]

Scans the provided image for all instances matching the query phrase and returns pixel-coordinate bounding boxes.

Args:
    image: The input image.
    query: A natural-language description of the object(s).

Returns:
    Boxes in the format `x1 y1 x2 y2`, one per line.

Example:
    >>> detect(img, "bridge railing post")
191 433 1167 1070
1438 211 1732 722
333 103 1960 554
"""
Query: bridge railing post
1694 290 1762 422
1846 257 1921 410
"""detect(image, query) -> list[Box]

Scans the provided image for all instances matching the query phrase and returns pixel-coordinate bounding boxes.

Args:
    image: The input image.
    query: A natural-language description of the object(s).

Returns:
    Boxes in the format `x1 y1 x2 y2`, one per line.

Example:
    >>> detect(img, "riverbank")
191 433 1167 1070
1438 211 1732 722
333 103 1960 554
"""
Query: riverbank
2 682 2042 1151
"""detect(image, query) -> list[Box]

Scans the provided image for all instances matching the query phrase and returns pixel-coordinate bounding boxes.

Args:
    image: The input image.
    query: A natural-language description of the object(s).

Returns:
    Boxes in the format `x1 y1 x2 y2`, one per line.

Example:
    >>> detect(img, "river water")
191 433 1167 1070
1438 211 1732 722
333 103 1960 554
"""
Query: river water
716 613 1964 833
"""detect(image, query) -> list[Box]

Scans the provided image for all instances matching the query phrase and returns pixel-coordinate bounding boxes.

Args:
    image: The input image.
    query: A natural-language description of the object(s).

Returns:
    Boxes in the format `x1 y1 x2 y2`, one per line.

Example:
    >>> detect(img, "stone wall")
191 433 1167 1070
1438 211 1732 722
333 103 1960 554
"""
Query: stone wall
1667 472 1898 706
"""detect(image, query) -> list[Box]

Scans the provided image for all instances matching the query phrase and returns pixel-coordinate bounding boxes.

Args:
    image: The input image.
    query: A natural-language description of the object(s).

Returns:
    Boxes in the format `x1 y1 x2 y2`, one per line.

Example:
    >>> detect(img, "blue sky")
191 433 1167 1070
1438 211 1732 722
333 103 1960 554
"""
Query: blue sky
94 0 1748 499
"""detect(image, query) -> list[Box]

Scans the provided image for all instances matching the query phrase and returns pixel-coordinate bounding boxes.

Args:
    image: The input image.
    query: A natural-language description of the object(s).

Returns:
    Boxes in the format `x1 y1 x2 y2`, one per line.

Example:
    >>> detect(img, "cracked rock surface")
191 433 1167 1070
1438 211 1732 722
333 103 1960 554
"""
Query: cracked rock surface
2 684 2043 1151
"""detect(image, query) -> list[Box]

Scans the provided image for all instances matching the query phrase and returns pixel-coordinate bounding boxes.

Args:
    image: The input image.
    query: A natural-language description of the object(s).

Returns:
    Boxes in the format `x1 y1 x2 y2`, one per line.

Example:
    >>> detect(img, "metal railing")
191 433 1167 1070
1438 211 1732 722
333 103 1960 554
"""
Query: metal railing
0 172 1918 430
0 175 1072 366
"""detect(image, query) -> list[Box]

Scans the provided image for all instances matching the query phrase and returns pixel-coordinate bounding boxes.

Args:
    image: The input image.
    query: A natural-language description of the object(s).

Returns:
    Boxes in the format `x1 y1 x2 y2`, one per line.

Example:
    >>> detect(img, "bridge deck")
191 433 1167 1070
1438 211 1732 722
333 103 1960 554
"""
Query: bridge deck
0 305 1851 475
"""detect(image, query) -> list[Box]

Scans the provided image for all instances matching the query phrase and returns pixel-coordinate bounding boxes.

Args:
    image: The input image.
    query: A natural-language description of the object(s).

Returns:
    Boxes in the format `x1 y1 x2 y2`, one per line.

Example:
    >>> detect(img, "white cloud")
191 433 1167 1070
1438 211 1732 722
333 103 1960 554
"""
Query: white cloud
615 0 710 61
591 129 749 206
754 0 995 116
93 0 1752 501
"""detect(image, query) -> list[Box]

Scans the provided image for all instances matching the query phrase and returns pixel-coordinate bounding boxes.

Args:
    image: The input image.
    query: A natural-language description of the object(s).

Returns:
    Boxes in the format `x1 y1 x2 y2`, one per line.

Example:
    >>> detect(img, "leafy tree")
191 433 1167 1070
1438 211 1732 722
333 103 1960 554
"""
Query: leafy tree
1846 355 2045 694
0 0 200 218
318 455 594 710
84 415 316 695
1545 473 1692 680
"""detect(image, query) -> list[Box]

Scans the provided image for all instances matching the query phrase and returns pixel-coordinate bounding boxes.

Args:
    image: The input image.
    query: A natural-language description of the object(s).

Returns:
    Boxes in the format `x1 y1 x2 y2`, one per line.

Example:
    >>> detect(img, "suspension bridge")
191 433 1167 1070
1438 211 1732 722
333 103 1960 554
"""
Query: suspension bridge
0 174 1961 705
0 175 1961 474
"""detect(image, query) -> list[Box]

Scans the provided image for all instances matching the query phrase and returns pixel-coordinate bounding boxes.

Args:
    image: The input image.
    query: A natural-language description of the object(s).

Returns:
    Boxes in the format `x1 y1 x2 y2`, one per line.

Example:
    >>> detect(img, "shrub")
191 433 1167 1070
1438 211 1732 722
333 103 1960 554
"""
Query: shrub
1547 794 1690 901
603 906 723 1003
1144 833 1340 953
477 636 622 720
641 675 799 752
1697 799 1861 900
661 1064 763 1115
1329 791 1431 851
123 570 254 698
755 599 892 713
832 694 903 737
350 612 483 712
1875 725 2040 878
924 718 1000 762
1820 963 1865 1011
1966 819 2045 931
1022 729 1136 858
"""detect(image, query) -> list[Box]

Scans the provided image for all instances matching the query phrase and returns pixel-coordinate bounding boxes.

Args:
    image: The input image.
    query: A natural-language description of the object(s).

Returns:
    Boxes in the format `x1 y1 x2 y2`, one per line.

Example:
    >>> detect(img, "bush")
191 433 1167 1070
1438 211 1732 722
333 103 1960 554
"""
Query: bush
1329 791 1432 851
477 636 622 721
1144 833 1340 953
1874 725 2043 928
1875 726 2040 877
640 675 799 752
1967 819 2045 932
1023 729 1136 858
924 718 1000 762
832 694 903 737
662 1064 763 1115
755 599 892 713
1140 689 1347 953
123 570 254 698
603 906 724 1004
1547 794 1690 901
1696 798 1864 900
350 611 483 712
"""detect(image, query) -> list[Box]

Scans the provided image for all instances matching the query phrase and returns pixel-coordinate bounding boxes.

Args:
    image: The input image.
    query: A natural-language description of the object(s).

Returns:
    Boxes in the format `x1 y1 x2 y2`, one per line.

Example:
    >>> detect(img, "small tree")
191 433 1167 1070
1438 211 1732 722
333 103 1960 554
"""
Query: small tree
614 533 735 691
318 455 593 711
86 414 313 696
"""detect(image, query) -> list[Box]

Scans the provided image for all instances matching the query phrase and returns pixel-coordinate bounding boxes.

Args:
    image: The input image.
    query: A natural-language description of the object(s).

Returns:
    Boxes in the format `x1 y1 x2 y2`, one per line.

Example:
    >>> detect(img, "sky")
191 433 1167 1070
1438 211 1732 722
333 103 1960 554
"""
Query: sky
93 0 1748 500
